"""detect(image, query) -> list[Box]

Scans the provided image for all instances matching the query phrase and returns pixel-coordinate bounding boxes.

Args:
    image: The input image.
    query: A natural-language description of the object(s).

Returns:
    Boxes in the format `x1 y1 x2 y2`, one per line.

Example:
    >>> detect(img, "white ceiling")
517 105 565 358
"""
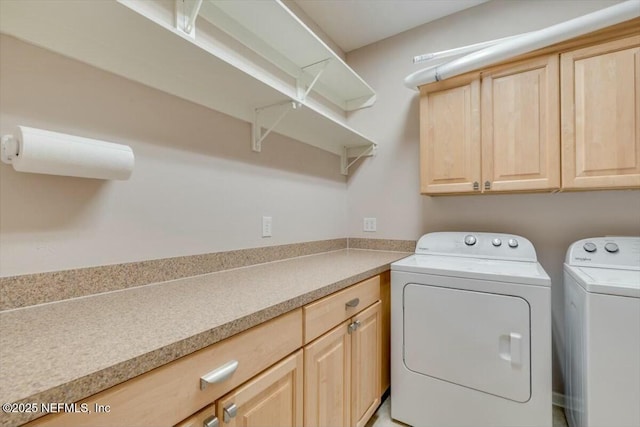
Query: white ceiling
294 0 489 52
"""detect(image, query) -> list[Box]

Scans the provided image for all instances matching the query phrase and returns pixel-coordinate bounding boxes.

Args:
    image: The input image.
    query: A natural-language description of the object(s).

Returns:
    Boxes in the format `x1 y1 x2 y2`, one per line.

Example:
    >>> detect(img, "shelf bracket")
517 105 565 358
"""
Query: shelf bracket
175 0 203 38
252 100 302 152
341 143 377 175
297 58 331 102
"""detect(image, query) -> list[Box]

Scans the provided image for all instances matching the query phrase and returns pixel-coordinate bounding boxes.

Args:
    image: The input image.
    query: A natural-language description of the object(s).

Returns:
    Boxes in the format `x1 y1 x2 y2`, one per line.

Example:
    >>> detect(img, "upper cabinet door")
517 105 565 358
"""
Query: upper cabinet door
561 35 640 190
481 55 560 192
419 75 482 194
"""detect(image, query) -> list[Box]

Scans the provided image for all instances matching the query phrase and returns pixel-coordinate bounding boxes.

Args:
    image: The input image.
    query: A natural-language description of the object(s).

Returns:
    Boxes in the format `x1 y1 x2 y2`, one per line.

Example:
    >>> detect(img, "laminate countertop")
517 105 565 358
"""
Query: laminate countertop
0 249 408 426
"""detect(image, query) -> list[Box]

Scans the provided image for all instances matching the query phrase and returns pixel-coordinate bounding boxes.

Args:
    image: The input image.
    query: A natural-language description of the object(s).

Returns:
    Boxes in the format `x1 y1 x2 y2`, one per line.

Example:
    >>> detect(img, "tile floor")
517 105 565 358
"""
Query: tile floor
366 396 568 427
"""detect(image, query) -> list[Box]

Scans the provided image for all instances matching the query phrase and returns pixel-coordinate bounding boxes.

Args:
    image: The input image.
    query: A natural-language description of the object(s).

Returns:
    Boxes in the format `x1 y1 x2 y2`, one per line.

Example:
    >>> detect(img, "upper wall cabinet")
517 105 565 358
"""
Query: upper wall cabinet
560 35 640 190
481 55 560 193
0 0 377 174
419 24 640 196
419 74 481 194
419 55 560 195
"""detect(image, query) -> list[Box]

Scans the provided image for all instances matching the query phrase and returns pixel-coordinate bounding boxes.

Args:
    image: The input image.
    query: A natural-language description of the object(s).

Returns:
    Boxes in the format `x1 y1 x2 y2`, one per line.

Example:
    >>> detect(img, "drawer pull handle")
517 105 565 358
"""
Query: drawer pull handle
200 360 239 390
345 298 360 309
223 403 238 423
204 415 220 427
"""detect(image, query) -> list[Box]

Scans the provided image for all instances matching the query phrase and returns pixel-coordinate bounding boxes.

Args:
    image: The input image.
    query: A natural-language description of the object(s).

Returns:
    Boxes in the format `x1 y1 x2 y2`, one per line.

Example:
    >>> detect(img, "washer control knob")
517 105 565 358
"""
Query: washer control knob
583 242 597 253
605 242 619 253
492 238 502 247
464 235 477 246
508 238 519 248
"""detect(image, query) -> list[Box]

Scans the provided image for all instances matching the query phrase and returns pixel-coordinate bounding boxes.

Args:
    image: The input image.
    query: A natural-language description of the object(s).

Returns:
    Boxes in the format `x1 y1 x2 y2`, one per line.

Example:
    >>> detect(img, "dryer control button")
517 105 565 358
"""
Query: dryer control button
583 242 597 253
605 242 619 253
464 235 477 246
492 238 502 247
508 239 519 248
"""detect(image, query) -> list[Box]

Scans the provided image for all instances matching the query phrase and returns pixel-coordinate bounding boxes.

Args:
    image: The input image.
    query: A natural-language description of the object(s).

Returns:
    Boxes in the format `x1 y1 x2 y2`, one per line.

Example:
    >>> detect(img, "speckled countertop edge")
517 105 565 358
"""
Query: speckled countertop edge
0 249 409 426
0 239 348 310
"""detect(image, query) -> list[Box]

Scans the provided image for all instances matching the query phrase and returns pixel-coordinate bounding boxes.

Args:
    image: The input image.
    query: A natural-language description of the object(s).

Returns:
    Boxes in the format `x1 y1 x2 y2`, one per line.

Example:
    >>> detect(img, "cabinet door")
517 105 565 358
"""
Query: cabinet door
481 55 560 192
304 320 352 427
351 301 382 427
561 35 640 189
379 272 390 396
419 74 482 194
216 350 303 427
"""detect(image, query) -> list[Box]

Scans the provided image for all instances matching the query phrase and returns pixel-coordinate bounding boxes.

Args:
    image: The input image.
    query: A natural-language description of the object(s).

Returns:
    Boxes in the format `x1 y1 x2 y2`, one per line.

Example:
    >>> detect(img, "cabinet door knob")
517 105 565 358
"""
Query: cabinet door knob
348 322 355 334
200 360 239 390
348 320 361 334
345 298 360 309
223 403 238 423
204 416 220 427
473 181 480 191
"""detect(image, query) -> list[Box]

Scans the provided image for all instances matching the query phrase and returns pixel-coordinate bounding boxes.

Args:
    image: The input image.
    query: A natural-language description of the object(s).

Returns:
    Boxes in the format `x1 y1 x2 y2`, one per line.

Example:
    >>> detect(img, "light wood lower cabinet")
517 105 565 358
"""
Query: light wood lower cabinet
379 271 390 395
215 350 303 427
304 301 382 427
24 275 389 427
304 319 352 427
175 404 217 427
351 302 382 427
176 350 303 427
27 309 302 427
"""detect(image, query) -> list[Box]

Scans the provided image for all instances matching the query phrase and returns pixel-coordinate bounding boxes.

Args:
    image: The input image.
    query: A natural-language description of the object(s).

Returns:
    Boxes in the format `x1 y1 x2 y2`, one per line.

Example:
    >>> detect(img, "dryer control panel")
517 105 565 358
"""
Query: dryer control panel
415 232 537 262
566 237 640 270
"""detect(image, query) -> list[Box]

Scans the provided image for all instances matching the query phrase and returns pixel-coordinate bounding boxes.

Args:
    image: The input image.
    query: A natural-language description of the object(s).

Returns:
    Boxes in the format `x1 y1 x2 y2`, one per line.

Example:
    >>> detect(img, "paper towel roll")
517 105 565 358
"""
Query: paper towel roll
4 126 134 180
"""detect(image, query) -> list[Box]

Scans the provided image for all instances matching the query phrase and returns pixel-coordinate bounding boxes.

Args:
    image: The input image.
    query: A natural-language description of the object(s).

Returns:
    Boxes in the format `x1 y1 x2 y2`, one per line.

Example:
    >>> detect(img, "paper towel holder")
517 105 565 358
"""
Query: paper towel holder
1 134 20 164
1 127 135 180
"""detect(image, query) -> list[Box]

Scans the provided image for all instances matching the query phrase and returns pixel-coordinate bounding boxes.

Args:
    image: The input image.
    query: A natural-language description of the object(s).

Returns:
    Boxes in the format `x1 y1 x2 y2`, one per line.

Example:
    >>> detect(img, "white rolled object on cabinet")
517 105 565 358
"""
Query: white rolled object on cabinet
0 126 134 180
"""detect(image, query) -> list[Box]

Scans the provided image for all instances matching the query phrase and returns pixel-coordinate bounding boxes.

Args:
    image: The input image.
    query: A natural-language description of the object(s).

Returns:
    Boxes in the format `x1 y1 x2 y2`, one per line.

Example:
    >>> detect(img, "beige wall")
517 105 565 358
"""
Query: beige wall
345 0 640 395
0 35 348 277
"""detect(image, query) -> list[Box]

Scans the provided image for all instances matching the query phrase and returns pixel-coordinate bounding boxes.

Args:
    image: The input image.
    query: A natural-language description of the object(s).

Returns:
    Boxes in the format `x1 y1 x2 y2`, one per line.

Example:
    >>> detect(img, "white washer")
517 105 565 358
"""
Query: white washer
564 236 640 427
391 232 552 427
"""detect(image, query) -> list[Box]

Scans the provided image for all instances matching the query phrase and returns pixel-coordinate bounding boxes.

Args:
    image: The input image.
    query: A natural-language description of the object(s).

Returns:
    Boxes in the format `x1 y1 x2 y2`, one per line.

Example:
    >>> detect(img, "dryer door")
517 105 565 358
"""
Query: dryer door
403 283 531 402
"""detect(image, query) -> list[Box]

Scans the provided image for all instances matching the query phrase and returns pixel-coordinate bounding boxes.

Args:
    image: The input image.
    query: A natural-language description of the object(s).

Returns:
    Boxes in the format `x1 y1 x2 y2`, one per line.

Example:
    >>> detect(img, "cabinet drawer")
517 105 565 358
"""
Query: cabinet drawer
303 276 380 344
28 309 302 427
175 403 217 427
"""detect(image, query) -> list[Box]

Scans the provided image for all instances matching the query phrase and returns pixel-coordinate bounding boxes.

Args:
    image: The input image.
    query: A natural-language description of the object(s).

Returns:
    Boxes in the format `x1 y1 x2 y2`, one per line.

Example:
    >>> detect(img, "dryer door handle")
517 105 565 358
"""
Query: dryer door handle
510 332 522 366
499 333 522 366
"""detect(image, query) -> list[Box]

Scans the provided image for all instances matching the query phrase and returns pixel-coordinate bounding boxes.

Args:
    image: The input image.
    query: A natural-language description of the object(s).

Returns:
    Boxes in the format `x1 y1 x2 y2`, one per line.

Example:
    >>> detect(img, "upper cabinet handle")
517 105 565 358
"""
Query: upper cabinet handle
345 298 360 309
200 360 239 390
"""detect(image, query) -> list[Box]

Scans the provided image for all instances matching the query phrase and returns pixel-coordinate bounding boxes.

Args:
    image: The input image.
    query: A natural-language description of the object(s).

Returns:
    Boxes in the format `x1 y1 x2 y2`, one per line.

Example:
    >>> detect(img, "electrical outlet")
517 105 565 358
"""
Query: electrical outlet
262 216 272 237
363 217 377 232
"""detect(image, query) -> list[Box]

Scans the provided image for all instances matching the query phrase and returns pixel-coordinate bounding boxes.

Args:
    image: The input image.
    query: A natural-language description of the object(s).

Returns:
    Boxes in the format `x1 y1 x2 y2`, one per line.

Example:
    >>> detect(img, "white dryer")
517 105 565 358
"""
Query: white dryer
564 236 640 427
391 232 551 427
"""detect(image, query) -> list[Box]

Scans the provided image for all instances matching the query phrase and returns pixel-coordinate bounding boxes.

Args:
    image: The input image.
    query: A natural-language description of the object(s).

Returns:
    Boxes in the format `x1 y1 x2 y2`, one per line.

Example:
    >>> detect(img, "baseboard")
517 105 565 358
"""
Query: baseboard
553 391 567 408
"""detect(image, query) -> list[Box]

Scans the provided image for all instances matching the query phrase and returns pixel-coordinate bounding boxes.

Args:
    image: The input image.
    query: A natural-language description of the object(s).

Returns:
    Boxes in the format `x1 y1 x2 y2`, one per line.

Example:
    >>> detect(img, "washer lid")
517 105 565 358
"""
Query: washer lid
565 265 640 298
392 254 550 287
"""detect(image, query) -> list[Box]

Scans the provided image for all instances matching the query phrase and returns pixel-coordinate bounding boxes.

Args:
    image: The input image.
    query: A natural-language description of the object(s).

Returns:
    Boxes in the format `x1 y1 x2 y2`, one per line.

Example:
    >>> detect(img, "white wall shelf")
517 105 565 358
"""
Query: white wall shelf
0 0 377 174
